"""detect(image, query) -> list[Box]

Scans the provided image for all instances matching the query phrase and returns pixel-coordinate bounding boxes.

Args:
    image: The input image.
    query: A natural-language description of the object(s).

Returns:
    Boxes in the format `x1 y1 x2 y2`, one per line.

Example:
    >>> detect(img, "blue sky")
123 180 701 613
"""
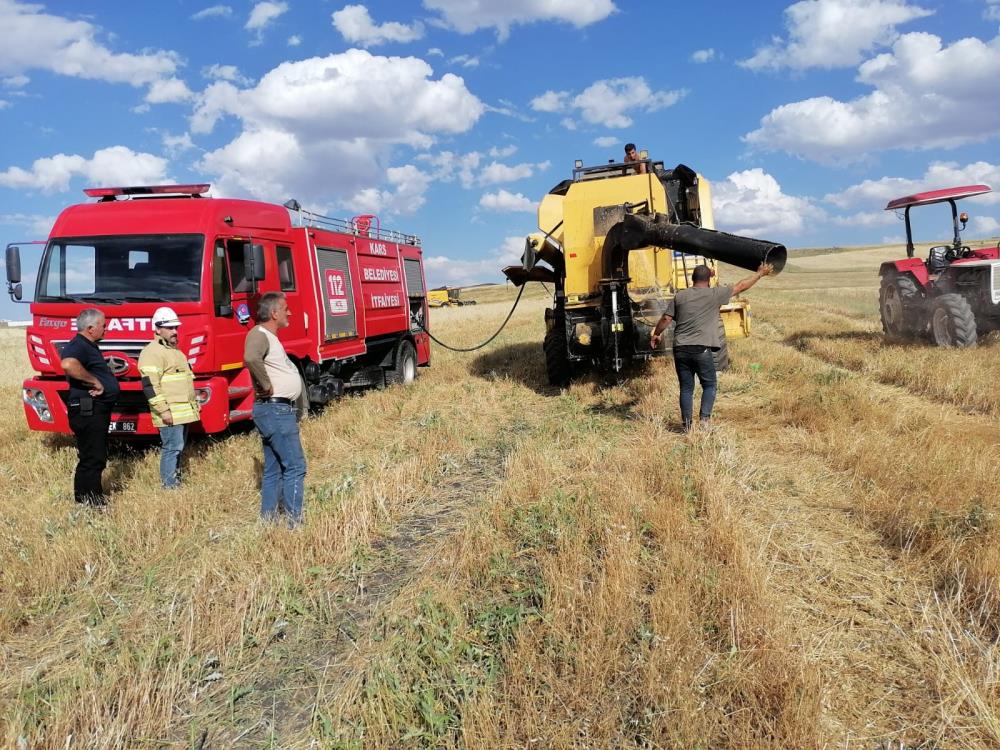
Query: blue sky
2 0 1000 319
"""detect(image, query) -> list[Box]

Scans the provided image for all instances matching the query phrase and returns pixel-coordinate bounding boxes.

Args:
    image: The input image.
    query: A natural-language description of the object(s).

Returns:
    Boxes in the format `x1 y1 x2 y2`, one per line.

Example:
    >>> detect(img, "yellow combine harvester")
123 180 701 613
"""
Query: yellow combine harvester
427 287 477 308
427 288 476 307
503 154 786 385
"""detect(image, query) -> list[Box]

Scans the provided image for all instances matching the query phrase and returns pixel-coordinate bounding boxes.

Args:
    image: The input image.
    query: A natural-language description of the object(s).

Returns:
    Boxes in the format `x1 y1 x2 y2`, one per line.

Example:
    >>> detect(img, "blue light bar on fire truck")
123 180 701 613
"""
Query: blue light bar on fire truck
83 184 211 198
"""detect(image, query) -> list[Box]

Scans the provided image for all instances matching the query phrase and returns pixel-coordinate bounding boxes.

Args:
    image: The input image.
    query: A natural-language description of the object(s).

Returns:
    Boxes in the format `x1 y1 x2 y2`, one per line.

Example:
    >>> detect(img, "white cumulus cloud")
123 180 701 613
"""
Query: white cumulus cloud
593 136 619 148
424 0 616 41
191 50 483 207
332 5 424 46
824 161 1000 208
741 0 933 71
488 145 517 158
712 168 825 237
0 146 169 194
145 77 194 104
192 5 233 20
424 236 525 287
971 215 1000 235
479 189 534 212
0 0 181 93
533 77 686 129
690 48 715 63
529 90 568 112
246 1 288 42
347 164 433 215
744 31 1000 161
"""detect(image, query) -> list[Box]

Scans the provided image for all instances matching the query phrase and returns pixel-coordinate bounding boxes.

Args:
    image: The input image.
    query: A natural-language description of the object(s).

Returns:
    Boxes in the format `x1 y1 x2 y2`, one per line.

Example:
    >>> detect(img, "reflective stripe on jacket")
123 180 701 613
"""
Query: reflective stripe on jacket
138 335 200 427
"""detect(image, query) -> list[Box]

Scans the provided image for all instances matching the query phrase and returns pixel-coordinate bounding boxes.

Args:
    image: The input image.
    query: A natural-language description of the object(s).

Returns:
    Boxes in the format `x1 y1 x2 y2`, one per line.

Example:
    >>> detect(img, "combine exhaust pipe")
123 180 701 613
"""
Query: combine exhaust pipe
605 212 787 277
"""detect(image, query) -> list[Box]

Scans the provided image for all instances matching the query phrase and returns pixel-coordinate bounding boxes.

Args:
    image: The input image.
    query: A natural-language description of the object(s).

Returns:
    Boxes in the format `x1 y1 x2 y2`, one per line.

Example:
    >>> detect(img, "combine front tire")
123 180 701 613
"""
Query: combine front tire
543 313 572 387
930 294 977 348
386 339 418 385
880 273 921 337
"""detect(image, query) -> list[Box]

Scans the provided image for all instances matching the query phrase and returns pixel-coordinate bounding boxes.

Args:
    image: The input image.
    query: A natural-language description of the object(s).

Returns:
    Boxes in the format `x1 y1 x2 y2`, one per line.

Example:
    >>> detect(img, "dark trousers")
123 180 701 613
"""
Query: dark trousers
673 347 718 429
67 401 112 504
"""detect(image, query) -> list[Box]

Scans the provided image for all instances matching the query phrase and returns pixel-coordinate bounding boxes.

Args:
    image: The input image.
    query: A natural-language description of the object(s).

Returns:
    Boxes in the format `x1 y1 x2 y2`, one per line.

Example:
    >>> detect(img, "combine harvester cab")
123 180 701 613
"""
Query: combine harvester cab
878 184 1000 347
4 186 430 437
503 154 786 385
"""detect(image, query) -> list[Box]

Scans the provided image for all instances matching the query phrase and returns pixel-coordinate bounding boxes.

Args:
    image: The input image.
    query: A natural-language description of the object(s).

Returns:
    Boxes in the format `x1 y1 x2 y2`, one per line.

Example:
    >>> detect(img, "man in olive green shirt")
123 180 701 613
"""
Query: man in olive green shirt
651 263 772 430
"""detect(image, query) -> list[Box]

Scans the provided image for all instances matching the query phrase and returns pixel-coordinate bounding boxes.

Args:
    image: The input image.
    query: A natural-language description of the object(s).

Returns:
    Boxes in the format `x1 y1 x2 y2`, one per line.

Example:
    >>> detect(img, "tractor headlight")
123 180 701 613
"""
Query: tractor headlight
195 387 212 406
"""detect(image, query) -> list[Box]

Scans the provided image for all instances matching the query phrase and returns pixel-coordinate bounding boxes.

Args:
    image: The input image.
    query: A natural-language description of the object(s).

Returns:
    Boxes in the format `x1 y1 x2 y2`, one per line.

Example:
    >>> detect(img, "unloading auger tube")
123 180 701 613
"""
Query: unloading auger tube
602 212 787 279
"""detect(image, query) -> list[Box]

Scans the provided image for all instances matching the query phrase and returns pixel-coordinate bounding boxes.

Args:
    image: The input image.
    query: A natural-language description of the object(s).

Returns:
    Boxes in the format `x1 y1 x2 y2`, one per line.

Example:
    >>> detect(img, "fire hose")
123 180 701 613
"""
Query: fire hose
409 283 526 352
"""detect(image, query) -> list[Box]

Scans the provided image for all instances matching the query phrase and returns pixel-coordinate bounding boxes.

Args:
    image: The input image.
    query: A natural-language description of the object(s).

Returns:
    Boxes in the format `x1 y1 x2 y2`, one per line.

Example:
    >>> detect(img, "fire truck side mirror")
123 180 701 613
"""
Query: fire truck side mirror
244 243 266 282
6 245 21 284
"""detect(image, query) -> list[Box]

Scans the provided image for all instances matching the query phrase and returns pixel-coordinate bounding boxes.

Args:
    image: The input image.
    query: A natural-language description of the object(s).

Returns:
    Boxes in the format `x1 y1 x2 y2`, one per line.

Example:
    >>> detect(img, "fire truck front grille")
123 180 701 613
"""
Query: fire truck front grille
54 339 149 360
58 390 151 414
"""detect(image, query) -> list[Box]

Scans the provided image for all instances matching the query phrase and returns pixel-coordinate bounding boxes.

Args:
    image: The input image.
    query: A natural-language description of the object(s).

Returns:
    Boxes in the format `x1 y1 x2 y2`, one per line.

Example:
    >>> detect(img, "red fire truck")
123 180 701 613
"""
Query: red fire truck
4 184 430 436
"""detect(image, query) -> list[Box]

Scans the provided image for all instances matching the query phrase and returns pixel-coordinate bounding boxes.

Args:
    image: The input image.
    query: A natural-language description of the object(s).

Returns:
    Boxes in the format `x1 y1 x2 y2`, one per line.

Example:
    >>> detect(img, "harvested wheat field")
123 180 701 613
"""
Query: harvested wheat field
3 245 1000 749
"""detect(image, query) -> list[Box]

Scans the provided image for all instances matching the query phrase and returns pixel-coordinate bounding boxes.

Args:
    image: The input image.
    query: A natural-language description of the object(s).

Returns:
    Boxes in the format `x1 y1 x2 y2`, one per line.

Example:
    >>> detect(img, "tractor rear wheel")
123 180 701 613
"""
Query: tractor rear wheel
713 317 730 372
930 294 977 348
543 310 572 387
880 273 922 337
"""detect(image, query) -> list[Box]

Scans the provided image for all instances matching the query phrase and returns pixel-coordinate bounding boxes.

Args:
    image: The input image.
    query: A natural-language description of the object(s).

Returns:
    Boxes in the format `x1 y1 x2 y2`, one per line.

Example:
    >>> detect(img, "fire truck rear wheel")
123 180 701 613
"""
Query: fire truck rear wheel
386 340 417 386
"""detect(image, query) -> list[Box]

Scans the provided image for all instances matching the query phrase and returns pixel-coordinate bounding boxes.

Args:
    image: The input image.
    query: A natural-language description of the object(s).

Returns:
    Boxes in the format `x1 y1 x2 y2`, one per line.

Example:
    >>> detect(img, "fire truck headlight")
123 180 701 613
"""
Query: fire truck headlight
195 387 212 406
23 388 53 421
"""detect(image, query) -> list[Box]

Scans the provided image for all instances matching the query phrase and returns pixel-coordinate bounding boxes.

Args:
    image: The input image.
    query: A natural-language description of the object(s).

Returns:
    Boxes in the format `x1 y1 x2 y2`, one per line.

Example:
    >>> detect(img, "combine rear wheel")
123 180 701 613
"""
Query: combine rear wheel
930 294 977 348
880 273 922 337
543 311 572 387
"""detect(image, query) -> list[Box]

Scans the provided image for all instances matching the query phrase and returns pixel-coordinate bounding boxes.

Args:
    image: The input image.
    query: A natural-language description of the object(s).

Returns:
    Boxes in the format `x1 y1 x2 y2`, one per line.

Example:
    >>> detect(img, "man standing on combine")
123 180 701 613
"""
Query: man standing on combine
139 306 200 489
624 143 647 175
60 308 119 506
244 292 309 526
650 263 773 431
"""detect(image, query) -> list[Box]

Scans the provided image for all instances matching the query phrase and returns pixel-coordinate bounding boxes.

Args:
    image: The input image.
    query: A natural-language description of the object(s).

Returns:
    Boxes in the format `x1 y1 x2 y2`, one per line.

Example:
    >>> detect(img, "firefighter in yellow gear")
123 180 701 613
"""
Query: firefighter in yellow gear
139 307 200 488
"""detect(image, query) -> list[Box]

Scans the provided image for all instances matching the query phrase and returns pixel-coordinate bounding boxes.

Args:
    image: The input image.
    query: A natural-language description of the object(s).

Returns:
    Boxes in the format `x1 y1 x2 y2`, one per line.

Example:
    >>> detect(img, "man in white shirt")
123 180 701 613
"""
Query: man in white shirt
244 292 308 525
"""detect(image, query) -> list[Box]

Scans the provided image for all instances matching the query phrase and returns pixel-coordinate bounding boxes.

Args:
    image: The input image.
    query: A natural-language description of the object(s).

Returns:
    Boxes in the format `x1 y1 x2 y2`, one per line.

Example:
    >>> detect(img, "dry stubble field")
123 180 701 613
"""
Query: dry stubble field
2 244 1000 749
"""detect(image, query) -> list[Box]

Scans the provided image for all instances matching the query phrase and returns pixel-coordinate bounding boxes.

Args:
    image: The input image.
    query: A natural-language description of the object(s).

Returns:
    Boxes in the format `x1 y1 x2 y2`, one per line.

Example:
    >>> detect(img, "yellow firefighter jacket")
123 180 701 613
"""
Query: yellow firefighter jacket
138 334 199 427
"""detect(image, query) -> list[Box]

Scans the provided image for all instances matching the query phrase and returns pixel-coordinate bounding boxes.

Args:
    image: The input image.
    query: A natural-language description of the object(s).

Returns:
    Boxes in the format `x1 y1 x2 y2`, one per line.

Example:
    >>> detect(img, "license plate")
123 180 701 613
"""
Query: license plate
108 420 137 433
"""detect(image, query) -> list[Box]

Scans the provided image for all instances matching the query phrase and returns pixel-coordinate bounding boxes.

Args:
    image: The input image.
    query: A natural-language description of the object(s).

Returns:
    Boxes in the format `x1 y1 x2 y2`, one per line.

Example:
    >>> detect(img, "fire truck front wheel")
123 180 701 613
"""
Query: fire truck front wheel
386 339 417 386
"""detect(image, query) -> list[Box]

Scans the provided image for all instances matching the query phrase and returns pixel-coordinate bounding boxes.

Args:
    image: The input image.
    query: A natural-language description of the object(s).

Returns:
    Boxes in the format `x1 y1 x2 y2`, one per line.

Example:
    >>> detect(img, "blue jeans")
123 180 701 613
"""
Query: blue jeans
252 402 307 524
158 424 188 488
673 347 718 429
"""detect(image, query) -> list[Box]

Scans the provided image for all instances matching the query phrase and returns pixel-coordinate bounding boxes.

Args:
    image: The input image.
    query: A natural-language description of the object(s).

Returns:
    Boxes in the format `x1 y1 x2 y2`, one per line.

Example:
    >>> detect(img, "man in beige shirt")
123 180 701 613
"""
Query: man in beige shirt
245 291 308 525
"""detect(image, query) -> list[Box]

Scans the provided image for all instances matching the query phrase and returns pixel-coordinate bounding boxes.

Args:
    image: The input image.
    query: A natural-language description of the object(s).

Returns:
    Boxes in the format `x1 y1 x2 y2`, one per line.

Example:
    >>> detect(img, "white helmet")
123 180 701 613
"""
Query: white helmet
152 306 181 328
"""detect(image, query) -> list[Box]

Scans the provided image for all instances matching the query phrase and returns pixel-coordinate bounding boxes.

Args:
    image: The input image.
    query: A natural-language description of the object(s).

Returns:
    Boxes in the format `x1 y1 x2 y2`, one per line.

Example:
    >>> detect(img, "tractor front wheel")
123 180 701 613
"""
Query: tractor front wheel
880 273 922 337
930 294 977 348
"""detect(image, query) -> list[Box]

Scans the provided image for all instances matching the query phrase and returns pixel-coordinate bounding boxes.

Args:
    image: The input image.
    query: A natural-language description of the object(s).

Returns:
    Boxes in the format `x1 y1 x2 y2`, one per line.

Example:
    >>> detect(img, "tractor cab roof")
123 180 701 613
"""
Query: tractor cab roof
885 184 991 211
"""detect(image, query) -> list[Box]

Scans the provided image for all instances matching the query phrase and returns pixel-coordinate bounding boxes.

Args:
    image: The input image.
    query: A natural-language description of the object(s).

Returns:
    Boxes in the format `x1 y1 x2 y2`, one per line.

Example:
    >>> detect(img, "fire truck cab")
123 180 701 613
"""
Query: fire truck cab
4 184 430 436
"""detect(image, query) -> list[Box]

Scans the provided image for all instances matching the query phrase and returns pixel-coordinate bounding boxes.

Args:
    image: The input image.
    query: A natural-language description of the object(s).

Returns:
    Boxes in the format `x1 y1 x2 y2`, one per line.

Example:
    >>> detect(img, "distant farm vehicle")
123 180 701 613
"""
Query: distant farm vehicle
879 185 1000 348
427 287 476 308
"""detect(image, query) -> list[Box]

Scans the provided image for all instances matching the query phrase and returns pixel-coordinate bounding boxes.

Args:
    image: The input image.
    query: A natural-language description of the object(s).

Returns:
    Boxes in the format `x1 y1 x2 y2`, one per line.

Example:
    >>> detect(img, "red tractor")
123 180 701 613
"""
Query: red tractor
879 185 1000 347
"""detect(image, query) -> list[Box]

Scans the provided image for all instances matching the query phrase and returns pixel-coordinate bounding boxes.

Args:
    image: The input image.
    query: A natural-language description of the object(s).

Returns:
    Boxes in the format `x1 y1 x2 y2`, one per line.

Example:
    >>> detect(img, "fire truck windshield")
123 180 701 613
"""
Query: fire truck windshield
36 234 204 303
